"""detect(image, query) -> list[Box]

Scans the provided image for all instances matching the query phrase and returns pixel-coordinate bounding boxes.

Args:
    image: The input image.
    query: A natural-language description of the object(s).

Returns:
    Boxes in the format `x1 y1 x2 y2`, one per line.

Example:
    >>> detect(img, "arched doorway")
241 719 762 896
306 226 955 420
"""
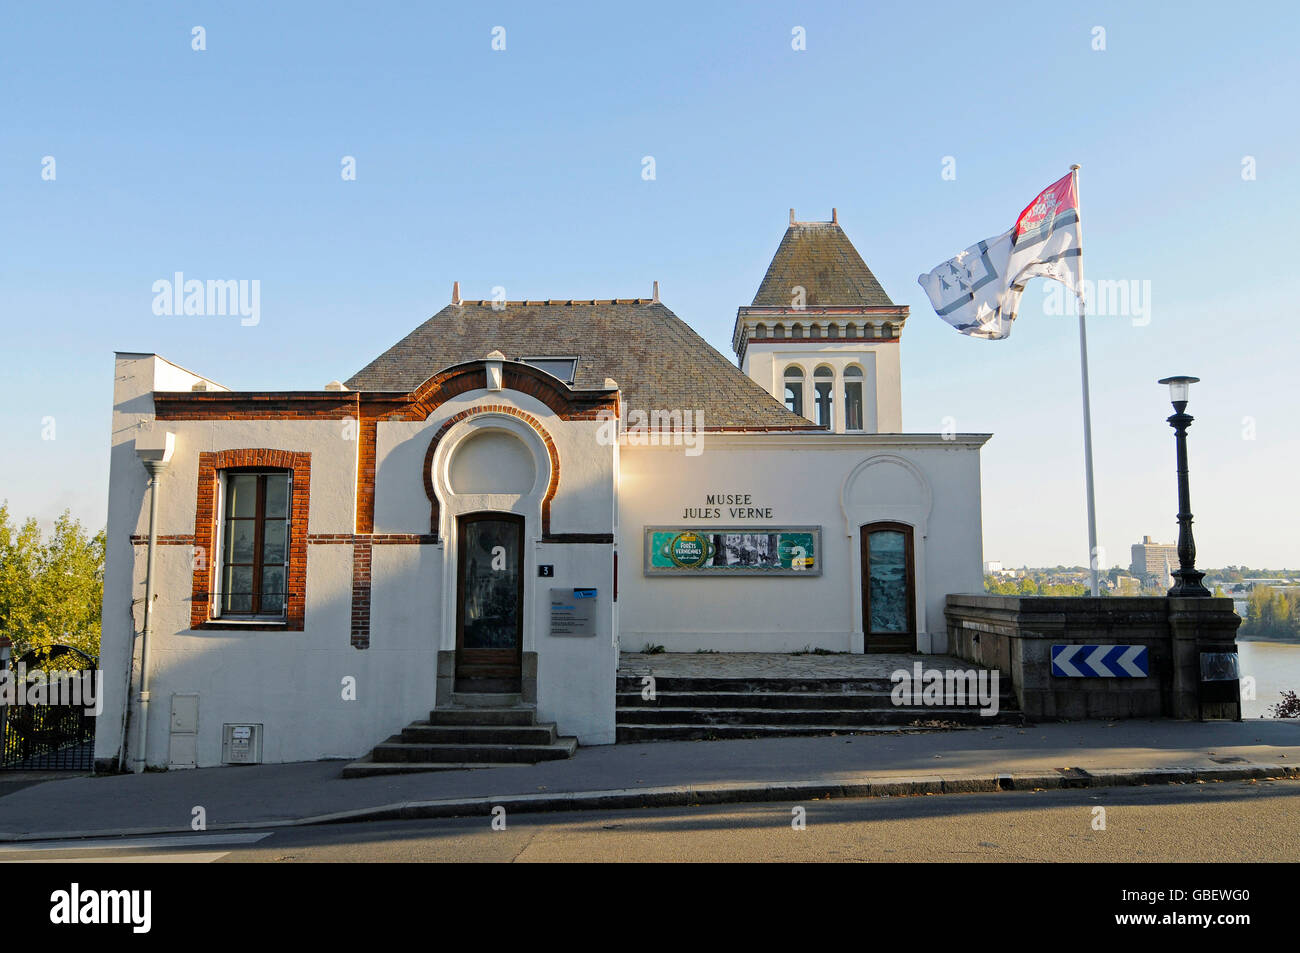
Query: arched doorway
454 512 525 691
860 522 916 653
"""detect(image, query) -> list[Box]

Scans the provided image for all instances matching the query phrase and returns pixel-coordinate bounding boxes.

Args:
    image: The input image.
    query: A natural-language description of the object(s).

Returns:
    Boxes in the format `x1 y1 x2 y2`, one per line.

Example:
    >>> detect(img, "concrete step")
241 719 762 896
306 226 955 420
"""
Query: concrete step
428 706 538 726
400 722 558 745
340 756 535 779
615 706 1022 727
371 737 578 764
615 722 990 742
448 692 523 708
616 690 1014 711
615 676 899 693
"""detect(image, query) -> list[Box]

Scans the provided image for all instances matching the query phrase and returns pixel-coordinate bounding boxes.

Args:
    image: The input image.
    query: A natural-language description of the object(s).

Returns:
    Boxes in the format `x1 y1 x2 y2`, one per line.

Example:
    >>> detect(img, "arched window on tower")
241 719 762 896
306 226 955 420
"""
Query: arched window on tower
814 365 834 429
844 364 865 432
783 365 804 417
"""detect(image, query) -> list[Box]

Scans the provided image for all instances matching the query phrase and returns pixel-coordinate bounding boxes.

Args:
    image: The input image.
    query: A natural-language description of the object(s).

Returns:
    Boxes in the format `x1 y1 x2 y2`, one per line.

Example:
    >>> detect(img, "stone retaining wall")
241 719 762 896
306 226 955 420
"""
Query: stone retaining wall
944 595 1240 720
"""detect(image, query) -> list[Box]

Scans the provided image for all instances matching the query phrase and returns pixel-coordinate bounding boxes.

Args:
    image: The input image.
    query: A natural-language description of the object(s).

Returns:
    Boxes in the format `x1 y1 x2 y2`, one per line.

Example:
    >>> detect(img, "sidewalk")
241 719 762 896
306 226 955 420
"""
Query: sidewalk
1 719 1298 842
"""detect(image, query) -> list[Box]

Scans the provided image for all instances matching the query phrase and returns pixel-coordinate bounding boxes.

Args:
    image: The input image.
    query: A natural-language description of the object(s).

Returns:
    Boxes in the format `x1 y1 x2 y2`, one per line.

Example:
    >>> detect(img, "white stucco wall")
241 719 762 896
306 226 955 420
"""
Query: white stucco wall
616 433 988 654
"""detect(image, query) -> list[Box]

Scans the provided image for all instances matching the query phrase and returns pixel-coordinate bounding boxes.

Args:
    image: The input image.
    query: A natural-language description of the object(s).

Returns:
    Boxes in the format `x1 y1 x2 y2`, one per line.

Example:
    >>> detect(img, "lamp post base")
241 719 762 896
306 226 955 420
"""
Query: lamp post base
1168 568 1212 598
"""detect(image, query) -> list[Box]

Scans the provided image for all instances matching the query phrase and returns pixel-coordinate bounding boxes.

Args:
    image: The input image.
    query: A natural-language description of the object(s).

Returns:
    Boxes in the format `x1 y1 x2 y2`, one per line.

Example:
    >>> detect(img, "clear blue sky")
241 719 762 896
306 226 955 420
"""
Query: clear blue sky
2 1 1296 569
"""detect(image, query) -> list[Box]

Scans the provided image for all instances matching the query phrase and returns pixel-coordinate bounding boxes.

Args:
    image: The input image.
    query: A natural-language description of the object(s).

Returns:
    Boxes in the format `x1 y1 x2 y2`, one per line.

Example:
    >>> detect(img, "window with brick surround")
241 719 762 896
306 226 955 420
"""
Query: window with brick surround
217 471 291 618
192 449 310 630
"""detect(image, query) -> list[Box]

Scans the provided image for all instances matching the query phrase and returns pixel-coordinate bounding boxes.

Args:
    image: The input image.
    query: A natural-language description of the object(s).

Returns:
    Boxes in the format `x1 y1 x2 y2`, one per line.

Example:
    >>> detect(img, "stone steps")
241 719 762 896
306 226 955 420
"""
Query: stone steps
398 722 559 746
616 675 901 693
616 706 1019 727
342 702 577 778
338 757 536 777
426 707 539 726
617 690 1015 710
370 738 578 764
615 670 1019 742
616 723 992 742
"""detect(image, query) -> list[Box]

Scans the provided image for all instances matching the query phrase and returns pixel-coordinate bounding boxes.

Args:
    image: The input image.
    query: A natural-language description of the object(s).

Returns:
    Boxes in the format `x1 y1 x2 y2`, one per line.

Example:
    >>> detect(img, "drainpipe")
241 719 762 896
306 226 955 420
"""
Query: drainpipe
131 430 174 773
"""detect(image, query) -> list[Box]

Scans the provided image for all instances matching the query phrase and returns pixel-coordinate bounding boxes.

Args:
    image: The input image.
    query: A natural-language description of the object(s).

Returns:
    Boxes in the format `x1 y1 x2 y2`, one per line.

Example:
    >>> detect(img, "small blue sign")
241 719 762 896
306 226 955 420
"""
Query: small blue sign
1052 644 1149 678
573 588 597 599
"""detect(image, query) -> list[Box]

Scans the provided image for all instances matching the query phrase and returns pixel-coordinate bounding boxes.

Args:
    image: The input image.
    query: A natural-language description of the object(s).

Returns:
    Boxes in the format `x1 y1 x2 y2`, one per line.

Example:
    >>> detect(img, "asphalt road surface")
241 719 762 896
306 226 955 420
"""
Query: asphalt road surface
3 779 1297 863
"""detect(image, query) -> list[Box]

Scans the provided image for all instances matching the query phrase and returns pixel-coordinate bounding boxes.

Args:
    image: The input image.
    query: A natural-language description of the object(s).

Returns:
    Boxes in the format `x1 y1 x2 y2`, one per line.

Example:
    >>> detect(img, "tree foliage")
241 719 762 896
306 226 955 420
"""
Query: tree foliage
0 503 105 667
983 574 1090 597
1242 586 1300 640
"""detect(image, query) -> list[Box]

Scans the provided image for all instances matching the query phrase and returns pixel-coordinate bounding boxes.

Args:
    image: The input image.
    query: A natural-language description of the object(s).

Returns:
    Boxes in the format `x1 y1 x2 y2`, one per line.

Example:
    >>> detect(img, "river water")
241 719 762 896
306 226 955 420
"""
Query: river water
1238 640 1300 718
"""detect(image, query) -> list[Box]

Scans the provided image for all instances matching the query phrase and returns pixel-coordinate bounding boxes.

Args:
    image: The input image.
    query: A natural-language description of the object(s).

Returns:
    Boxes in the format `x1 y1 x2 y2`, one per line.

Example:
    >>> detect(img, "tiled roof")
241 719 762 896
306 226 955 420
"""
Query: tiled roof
345 300 814 429
751 221 896 308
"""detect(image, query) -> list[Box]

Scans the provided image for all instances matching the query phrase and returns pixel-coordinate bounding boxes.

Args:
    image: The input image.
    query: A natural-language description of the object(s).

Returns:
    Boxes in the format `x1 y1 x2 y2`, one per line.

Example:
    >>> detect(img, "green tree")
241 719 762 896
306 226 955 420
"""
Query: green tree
1243 586 1300 640
1018 576 1039 595
0 503 105 667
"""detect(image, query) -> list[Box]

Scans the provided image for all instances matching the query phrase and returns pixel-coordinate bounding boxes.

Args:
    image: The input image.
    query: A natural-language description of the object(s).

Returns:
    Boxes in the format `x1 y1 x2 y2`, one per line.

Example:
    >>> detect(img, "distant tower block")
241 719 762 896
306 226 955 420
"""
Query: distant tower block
732 210 910 434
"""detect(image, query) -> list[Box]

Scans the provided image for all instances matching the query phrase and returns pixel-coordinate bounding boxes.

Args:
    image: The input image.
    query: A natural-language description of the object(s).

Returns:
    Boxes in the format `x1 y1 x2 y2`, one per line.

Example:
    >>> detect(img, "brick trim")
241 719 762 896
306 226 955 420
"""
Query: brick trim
421 406 561 537
191 449 311 631
308 533 438 545
155 392 360 420
350 538 372 649
149 361 619 538
130 534 196 545
542 533 615 544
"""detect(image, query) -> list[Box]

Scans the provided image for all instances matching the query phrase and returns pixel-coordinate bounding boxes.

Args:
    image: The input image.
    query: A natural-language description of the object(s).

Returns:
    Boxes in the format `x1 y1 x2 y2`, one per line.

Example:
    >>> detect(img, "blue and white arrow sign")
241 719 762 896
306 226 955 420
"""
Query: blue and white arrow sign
1051 644 1149 678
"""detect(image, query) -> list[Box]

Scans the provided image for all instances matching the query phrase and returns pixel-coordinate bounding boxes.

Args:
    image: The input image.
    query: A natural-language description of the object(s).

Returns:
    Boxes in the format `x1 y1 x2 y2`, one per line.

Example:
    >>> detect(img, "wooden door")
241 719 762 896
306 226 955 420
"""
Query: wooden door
455 513 525 691
860 522 916 653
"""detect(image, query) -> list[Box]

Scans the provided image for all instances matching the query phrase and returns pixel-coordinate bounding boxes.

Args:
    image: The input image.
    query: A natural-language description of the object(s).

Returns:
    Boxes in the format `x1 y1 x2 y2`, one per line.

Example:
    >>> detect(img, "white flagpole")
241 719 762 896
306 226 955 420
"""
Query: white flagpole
1071 163 1101 596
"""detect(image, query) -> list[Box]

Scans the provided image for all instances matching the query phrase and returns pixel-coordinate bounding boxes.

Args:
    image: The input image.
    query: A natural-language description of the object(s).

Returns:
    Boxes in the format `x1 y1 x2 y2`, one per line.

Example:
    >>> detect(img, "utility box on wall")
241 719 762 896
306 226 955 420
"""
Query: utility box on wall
222 724 263 764
168 693 199 769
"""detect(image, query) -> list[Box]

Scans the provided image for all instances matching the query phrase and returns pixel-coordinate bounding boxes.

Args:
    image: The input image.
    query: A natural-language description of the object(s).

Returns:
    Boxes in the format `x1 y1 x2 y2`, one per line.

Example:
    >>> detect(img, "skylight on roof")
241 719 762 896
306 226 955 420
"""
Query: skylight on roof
521 357 577 384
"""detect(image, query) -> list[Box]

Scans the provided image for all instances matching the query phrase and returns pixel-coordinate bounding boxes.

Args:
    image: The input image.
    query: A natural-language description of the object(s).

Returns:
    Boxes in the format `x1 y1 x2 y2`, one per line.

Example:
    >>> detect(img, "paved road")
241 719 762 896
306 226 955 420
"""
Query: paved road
2 779 1296 862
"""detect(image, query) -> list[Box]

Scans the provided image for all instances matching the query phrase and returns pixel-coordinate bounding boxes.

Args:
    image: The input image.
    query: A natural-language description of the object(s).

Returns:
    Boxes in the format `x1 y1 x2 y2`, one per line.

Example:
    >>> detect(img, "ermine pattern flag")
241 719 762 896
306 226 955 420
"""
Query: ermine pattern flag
917 172 1083 339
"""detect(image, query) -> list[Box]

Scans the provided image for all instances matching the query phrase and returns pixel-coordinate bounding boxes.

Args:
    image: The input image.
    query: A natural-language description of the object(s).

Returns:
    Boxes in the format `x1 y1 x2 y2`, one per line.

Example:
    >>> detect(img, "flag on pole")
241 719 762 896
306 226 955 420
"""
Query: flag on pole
917 172 1083 339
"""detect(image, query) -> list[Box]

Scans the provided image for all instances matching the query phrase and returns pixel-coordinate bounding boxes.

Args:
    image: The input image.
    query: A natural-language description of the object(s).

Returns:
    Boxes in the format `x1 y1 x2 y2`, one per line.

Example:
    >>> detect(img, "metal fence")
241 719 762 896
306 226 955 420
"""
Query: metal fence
0 703 96 770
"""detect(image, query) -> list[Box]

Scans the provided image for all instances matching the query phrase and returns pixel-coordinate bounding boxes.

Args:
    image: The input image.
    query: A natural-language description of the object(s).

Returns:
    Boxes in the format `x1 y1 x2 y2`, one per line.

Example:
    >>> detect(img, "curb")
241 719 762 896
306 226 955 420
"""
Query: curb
1 763 1296 844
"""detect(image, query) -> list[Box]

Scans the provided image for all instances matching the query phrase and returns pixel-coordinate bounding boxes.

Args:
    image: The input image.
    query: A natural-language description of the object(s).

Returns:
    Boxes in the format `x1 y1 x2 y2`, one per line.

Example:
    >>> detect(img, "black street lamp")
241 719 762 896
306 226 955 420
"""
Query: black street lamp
1158 376 1212 598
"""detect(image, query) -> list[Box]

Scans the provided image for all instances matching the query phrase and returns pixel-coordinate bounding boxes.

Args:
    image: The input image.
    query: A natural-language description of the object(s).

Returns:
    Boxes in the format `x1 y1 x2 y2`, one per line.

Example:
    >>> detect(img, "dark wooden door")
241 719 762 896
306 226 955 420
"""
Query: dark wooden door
860 522 916 654
455 513 524 692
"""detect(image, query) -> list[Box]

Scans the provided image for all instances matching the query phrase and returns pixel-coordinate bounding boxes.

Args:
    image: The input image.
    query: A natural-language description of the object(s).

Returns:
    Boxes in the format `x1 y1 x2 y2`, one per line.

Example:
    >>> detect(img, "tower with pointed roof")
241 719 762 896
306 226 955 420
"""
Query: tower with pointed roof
732 209 909 433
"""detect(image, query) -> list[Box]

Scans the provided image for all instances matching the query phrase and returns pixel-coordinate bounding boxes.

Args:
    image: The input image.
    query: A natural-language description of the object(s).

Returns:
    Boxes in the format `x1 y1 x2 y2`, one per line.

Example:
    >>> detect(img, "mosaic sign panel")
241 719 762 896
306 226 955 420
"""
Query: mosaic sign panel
643 527 821 576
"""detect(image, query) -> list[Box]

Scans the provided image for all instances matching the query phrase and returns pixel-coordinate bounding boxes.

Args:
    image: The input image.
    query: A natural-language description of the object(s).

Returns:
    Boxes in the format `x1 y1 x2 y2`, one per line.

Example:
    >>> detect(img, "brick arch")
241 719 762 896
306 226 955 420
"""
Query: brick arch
422 406 560 537
407 361 607 422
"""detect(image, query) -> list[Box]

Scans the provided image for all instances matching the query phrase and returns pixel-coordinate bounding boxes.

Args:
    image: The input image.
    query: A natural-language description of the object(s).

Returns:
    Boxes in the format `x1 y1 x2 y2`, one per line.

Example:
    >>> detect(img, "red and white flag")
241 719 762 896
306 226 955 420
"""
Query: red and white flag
918 171 1083 339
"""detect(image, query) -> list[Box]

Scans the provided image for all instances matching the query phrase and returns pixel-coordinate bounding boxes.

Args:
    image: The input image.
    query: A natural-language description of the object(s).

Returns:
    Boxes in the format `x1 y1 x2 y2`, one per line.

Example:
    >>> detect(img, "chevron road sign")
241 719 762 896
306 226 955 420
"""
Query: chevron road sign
1051 644 1149 678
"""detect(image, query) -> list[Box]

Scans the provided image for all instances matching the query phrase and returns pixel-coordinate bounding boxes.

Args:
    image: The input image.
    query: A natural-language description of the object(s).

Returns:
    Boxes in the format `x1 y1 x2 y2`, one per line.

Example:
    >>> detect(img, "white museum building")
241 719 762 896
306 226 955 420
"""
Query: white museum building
96 211 990 770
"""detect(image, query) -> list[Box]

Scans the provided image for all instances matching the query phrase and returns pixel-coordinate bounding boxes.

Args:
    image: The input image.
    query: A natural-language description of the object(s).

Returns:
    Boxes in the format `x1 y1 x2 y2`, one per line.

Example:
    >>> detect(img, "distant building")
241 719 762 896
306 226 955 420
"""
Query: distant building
1130 535 1177 589
1115 575 1142 596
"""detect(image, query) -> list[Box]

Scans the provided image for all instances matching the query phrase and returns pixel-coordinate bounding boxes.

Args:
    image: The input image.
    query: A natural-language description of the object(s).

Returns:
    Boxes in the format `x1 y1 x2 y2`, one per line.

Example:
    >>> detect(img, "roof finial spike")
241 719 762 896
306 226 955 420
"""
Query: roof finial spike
789 208 796 226
452 280 461 305
832 207 838 224
652 280 659 302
